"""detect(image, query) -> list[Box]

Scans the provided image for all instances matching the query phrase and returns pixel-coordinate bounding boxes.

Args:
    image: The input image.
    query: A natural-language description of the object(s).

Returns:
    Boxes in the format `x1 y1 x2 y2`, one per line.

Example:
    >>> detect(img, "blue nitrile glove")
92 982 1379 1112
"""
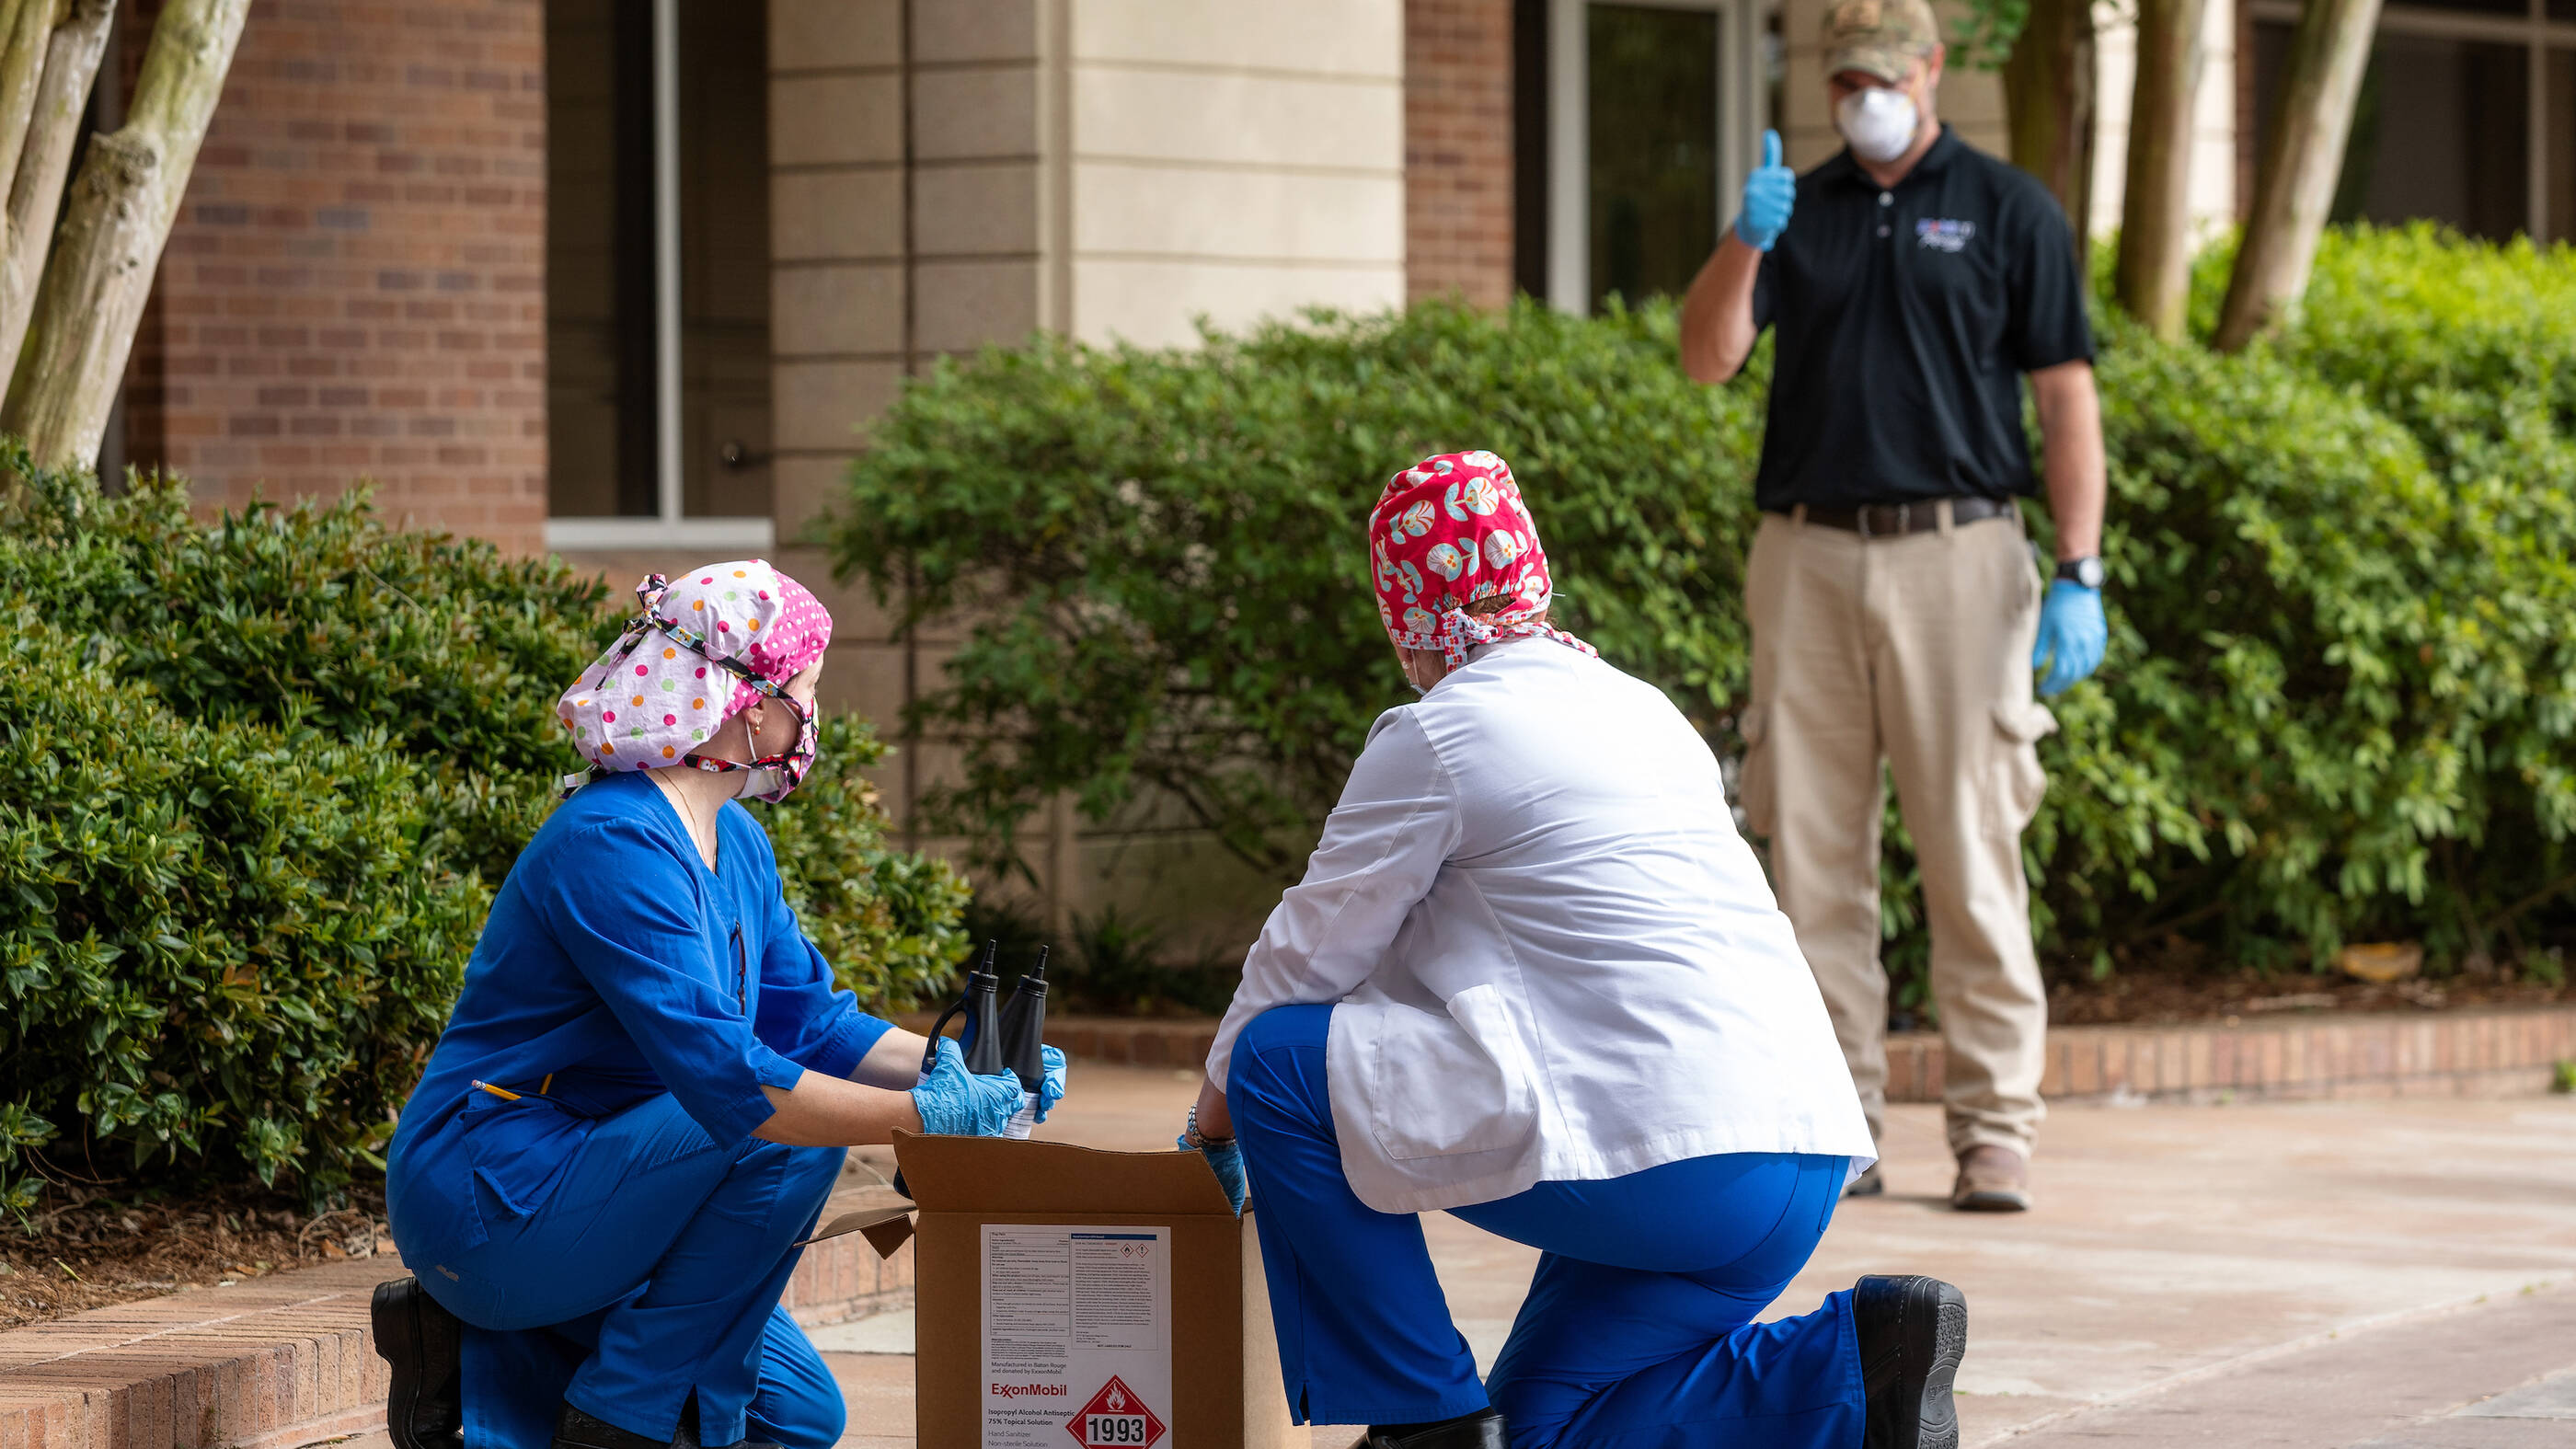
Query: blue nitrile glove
1035 1044 1067 1123
911 1037 1025 1136
1734 129 1795 251
2032 580 2108 696
1182 1132 1248 1215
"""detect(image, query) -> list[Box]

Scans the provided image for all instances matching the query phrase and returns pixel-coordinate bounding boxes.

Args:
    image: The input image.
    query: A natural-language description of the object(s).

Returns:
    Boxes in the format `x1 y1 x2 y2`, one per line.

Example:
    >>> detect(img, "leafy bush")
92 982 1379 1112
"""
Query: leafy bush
2081 309 2576 968
2 460 968 1209
2192 224 2576 466
0 619 480 1209
828 298 1765 880
2176 226 2576 968
831 285 2576 991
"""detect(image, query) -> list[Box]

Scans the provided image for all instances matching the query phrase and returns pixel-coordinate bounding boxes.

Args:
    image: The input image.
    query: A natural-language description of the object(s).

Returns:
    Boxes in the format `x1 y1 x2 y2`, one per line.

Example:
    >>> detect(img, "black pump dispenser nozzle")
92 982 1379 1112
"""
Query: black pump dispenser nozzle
997 945 1050 1094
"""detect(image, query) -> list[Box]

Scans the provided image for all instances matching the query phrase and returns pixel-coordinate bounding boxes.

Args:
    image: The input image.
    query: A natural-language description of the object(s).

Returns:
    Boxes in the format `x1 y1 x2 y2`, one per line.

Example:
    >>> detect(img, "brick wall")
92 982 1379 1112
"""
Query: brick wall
124 0 547 555
1404 0 1514 306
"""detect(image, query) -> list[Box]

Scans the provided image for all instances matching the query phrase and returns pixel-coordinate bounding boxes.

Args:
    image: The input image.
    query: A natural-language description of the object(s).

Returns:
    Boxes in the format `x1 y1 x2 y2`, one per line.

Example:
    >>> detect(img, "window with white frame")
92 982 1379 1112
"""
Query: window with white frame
1541 0 1768 314
2250 0 2575 243
544 0 774 551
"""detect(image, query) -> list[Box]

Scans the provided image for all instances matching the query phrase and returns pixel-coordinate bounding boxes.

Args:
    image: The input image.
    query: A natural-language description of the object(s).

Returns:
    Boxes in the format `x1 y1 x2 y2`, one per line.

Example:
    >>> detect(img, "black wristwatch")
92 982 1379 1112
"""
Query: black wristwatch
2054 556 2104 589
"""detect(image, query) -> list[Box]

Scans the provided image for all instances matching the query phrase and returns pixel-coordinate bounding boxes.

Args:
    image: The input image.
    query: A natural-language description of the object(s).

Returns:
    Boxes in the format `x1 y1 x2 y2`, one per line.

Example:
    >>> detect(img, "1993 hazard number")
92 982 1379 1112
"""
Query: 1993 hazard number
1081 1415 1153 1444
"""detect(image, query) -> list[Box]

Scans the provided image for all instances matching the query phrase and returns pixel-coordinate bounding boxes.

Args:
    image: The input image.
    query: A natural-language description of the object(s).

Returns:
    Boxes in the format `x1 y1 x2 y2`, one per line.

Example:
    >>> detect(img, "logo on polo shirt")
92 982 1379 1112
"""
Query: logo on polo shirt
1915 218 1976 252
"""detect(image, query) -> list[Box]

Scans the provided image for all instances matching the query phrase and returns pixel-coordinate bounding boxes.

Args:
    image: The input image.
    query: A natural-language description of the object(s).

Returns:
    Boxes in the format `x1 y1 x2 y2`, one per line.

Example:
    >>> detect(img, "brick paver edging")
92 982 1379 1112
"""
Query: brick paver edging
1042 1006 2576 1104
0 1186 912 1449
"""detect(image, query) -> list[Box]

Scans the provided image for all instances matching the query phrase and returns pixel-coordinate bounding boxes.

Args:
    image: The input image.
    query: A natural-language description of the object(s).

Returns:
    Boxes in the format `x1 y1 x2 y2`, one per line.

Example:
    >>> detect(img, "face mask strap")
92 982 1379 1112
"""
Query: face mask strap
680 690 811 776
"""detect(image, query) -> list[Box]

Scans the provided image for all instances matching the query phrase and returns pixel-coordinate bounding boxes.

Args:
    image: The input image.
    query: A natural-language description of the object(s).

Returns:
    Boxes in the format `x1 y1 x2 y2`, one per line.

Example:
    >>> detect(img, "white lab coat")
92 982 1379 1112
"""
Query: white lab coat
1206 638 1876 1215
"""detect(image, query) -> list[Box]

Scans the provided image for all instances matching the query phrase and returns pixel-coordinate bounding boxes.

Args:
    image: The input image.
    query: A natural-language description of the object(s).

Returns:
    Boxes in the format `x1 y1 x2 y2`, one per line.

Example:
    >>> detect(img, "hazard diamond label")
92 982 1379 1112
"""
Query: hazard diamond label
1065 1374 1165 1449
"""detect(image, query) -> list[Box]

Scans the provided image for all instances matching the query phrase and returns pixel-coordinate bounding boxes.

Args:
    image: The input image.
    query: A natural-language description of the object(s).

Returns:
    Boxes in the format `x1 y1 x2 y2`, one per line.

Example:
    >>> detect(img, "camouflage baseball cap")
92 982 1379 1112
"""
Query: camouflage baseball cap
1821 0 1940 84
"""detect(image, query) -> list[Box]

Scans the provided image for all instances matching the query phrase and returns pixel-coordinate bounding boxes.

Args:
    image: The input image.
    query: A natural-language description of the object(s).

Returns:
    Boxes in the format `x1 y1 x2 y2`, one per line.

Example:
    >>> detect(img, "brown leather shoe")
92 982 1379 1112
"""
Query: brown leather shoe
1949 1144 2031 1213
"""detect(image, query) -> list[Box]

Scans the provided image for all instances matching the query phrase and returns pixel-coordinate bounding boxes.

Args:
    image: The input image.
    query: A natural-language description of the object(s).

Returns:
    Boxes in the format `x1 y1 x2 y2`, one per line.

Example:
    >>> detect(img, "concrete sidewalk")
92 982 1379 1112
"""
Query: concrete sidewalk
822 1064 2576 1448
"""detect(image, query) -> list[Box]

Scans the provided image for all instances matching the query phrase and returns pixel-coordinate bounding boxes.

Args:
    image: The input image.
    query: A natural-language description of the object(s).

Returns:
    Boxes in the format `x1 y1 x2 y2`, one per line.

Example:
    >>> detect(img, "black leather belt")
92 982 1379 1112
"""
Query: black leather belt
1781 497 2017 536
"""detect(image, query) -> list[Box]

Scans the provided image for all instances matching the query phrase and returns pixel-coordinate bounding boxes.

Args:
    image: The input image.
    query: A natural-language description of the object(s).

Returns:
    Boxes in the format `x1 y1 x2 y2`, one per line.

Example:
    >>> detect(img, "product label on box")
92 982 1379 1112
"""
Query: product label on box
981 1225 1172 1449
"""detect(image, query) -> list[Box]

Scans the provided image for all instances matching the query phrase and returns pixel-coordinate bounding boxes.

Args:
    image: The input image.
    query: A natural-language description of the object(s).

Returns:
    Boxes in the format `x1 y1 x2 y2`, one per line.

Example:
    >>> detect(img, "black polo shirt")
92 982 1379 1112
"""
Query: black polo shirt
1750 125 2093 511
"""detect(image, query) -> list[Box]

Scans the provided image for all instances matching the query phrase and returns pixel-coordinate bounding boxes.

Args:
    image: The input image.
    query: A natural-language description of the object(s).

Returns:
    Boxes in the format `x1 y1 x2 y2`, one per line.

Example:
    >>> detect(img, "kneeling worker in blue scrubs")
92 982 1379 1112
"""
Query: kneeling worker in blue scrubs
1181 453 1966 1449
376 564 1059 1449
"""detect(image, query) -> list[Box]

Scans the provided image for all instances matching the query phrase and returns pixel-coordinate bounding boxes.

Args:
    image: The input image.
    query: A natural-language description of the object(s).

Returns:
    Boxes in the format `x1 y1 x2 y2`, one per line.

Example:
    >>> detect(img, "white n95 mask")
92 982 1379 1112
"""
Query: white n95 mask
1835 87 1920 165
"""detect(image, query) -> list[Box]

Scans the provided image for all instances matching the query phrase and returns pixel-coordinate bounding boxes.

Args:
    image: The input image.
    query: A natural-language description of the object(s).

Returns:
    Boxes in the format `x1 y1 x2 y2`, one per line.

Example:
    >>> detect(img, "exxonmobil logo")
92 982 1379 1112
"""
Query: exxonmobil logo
991 1382 1068 1398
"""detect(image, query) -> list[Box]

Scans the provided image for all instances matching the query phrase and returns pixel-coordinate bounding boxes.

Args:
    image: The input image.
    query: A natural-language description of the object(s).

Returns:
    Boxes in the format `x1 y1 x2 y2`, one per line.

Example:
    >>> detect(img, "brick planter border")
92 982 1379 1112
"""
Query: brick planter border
1886 1005 2576 1105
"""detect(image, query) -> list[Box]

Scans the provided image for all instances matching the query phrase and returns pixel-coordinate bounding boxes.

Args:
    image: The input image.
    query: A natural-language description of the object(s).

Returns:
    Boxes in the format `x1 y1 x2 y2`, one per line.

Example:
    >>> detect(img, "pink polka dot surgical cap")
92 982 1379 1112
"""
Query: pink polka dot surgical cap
554 560 834 774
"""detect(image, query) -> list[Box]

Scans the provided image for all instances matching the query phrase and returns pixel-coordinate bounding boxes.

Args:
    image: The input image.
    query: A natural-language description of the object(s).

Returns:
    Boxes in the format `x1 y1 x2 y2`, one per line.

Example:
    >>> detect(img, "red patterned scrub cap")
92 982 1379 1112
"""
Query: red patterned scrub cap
1369 450 1596 673
556 560 834 790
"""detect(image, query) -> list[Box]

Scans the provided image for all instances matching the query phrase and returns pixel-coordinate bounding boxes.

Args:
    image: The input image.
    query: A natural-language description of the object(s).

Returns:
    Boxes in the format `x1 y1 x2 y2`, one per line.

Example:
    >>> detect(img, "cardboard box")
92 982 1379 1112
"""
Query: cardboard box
812 1132 1298 1449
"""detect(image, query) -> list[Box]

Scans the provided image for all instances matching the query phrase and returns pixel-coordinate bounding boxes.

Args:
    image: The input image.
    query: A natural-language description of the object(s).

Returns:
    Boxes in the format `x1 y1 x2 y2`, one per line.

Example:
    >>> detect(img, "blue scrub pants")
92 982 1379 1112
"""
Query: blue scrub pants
1228 1006 1865 1449
403 1094 847 1449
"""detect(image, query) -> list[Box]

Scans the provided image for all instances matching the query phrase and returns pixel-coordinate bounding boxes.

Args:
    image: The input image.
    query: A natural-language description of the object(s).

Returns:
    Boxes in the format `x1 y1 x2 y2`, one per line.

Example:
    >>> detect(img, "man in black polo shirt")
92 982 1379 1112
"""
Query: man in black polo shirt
1679 0 2106 1213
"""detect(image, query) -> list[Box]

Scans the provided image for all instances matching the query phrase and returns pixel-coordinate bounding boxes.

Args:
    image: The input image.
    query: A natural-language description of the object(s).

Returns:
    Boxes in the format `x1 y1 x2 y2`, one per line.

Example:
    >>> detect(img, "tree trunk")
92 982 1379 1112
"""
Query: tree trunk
2003 0 2098 260
2214 0 2383 351
2113 0 2210 341
0 0 55 211
0 0 115 383
4 0 244 472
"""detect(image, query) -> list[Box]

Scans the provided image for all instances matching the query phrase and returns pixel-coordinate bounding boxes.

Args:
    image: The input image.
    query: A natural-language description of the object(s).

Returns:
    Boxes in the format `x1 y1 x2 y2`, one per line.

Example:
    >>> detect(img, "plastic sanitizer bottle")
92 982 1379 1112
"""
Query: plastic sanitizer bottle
893 940 1006 1200
994 946 1050 1138
919 940 1005 1084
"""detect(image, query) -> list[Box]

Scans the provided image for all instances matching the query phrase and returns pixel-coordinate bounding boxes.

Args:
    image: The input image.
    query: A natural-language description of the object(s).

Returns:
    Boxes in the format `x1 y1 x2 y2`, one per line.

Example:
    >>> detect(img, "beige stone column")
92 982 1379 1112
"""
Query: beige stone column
763 0 1407 949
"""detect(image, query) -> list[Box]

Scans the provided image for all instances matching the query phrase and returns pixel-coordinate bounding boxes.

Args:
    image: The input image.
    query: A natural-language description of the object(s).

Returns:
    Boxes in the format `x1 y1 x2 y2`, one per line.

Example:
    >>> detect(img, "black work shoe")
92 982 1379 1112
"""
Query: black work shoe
1854 1274 1967 1449
1351 1408 1509 1449
372 1276 464 1449
1844 1163 1886 1198
555 1403 696 1449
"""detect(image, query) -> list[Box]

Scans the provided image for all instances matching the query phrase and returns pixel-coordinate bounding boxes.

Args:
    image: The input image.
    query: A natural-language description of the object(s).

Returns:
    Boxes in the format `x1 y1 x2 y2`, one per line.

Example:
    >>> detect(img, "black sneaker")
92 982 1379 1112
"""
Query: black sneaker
370 1276 464 1449
1854 1274 1966 1449
1353 1409 1508 1449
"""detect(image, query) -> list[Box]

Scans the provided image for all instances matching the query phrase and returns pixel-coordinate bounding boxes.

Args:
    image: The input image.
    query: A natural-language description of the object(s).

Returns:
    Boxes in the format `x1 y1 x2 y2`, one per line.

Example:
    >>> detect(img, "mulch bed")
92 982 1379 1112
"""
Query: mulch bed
1 1180 390 1331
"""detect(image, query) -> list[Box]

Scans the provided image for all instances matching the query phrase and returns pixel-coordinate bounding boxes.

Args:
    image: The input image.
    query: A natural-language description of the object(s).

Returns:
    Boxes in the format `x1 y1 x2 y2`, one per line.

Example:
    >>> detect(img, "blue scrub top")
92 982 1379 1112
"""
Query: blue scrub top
387 771 892 1251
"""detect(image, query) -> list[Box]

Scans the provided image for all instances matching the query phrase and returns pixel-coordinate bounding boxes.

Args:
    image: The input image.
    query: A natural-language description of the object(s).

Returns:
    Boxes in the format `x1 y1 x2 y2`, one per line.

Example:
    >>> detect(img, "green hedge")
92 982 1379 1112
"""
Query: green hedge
832 246 2576 991
2192 224 2576 466
1 460 968 1209
828 300 1764 880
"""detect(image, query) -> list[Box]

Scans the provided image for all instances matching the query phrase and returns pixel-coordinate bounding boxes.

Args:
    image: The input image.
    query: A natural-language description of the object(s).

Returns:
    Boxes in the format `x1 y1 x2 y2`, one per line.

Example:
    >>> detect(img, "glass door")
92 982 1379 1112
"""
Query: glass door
1547 0 1760 313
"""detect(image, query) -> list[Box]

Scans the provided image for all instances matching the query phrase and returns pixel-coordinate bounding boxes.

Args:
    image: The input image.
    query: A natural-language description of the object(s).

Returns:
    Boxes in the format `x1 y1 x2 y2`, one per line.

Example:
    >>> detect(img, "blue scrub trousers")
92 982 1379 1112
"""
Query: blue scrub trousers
400 1094 847 1449
1228 1006 1865 1449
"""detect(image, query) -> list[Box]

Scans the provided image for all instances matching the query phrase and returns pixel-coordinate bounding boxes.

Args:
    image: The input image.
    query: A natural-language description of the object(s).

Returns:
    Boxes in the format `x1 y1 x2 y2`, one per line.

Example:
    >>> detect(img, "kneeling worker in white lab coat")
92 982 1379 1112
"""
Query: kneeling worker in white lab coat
1179 451 1968 1449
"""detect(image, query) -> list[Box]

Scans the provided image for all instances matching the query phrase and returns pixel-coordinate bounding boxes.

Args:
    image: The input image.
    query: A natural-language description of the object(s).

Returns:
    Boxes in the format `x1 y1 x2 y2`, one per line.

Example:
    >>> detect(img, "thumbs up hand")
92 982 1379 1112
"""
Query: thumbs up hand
1734 129 1795 252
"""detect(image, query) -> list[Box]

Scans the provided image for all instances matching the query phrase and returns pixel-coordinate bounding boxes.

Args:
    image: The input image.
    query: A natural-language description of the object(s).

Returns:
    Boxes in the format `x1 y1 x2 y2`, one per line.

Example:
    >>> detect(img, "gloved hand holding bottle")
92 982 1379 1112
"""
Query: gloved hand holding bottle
910 1036 1026 1136
2032 579 2107 696
1734 129 1796 252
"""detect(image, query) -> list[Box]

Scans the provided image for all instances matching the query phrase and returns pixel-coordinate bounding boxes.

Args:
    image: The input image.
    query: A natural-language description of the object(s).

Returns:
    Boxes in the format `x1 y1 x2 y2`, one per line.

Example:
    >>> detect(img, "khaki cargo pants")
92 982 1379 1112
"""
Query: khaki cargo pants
1739 504 2057 1159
